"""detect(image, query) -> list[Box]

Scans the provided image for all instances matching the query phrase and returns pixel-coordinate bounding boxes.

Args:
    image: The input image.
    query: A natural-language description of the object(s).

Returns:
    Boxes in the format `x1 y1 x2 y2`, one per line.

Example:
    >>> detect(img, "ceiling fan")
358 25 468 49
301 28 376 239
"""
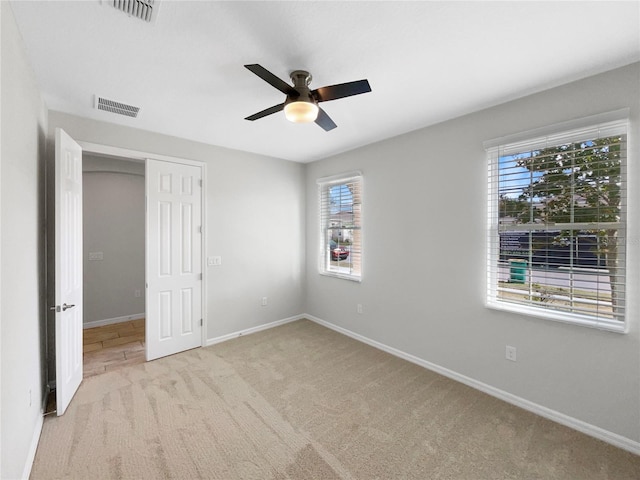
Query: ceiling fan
244 64 371 131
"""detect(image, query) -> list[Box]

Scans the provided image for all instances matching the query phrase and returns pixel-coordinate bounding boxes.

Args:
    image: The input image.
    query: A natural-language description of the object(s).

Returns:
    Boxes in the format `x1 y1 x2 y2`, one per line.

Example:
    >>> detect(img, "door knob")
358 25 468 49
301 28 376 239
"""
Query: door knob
50 303 76 312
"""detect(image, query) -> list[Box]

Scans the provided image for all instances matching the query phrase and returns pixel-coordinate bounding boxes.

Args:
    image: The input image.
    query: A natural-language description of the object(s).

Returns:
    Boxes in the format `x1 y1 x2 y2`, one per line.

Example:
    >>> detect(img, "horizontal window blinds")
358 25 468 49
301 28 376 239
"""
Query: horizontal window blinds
318 173 362 280
487 119 627 329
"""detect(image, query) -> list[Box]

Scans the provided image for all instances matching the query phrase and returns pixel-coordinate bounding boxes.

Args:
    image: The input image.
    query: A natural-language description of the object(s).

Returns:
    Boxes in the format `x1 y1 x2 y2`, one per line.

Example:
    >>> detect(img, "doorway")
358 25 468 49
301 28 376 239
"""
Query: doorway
50 132 207 414
81 153 146 377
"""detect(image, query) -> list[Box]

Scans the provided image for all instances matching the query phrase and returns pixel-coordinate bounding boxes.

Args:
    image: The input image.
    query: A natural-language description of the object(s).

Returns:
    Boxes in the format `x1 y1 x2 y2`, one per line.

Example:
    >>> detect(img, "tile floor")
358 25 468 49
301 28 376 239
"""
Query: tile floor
83 319 145 377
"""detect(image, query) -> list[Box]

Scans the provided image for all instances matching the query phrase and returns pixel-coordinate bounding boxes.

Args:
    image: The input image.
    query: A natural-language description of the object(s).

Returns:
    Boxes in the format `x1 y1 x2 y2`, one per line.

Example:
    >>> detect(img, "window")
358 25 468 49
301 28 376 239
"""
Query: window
318 172 362 281
486 114 628 332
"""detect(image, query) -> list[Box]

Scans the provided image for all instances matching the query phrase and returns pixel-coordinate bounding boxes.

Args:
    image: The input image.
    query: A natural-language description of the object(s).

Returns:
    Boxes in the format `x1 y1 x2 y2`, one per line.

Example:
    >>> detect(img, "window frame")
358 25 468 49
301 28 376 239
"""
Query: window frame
485 111 629 333
317 171 363 282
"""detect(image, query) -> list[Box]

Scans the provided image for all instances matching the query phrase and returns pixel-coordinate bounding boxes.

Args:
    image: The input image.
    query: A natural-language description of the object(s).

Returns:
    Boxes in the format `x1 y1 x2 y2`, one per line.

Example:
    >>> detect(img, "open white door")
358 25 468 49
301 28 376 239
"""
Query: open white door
54 128 83 415
146 159 203 361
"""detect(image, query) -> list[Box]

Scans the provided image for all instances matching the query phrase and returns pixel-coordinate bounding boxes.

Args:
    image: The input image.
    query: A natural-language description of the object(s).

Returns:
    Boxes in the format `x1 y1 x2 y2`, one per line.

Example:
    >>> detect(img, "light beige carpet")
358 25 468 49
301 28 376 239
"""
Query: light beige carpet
31 319 640 479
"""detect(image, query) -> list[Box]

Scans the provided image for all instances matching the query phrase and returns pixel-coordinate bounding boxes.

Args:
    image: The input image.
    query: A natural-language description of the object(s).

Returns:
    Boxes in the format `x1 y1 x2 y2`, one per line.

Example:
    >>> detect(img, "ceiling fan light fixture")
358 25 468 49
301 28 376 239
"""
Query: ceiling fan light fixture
284 101 319 123
244 64 371 131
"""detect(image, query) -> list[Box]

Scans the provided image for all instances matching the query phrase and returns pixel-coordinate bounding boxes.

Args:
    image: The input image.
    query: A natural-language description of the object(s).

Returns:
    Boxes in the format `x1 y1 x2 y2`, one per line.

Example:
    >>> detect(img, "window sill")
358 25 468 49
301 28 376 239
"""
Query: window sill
319 271 362 282
485 300 627 334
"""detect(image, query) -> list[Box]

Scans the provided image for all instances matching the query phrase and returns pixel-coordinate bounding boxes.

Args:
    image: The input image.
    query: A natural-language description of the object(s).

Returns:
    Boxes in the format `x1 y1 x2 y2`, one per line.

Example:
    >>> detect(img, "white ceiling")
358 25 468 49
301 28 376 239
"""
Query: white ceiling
9 1 640 163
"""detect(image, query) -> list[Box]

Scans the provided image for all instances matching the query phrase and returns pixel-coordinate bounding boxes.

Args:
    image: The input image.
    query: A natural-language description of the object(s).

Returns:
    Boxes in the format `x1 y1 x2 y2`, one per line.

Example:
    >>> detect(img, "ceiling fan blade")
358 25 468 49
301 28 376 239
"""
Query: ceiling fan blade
245 64 298 97
245 103 285 121
315 107 337 131
313 79 371 103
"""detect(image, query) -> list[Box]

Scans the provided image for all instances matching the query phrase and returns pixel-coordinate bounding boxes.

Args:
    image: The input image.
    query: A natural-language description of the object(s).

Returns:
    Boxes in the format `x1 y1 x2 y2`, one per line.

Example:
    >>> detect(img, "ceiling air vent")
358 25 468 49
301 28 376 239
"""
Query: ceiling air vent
108 0 158 23
95 96 141 118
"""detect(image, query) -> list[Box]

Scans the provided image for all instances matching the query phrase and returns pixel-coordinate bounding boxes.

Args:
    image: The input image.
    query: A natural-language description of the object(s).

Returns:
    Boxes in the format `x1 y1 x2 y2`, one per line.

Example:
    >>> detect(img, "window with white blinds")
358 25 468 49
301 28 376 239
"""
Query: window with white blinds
318 172 362 281
486 116 628 332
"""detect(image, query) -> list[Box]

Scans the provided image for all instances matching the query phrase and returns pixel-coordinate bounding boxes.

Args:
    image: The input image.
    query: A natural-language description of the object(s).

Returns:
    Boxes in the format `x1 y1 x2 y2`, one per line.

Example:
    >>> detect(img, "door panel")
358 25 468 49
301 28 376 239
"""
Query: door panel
146 159 203 360
54 128 83 415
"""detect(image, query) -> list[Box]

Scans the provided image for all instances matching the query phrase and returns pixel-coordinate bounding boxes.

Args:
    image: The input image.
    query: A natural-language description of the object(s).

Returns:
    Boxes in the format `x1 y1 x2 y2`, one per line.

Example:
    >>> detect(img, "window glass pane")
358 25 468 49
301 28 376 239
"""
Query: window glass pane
499 135 623 226
497 229 623 320
327 229 357 274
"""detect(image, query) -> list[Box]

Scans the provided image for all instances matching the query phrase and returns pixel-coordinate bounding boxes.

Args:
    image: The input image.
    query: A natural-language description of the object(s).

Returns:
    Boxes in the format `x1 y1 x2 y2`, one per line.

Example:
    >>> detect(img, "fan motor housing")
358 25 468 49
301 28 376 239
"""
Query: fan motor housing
286 70 316 106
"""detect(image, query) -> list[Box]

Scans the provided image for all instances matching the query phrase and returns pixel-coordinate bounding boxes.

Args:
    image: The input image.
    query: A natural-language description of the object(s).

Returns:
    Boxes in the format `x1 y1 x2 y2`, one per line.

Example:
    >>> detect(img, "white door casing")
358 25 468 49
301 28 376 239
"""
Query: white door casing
54 128 83 415
146 159 203 361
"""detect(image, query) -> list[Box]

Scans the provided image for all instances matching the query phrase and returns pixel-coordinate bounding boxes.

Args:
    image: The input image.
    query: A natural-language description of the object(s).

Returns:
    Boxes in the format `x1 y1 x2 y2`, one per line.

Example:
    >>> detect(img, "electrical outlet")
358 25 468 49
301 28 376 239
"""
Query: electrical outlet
261 296 268 306
357 304 363 314
506 345 517 362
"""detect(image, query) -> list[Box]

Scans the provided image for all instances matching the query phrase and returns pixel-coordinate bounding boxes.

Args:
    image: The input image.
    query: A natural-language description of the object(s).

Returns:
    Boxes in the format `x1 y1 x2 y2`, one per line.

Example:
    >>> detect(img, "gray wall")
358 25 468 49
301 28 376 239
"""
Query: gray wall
0 2 48 478
47 111 306 341
305 63 640 444
82 155 145 325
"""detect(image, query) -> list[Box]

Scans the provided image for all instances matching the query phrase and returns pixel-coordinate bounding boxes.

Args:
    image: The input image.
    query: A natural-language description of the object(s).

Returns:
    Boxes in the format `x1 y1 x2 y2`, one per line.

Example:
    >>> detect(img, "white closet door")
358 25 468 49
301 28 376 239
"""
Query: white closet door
146 159 203 361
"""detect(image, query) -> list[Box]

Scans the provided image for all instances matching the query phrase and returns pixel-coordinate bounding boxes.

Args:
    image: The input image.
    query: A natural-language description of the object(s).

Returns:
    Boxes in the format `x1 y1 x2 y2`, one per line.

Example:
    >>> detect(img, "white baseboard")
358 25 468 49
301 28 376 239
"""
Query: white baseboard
22 411 44 480
205 314 304 347
83 313 145 329
305 314 640 456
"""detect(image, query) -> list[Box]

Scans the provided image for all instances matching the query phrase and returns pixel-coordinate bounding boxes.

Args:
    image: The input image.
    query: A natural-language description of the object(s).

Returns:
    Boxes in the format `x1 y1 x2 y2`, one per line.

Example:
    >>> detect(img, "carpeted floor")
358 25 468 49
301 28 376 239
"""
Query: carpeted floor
30 319 640 479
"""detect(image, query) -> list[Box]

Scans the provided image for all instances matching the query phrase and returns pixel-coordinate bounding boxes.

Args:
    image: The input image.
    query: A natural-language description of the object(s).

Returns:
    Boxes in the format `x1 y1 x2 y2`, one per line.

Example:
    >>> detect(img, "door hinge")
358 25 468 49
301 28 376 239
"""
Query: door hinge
200 319 203 327
199 179 203 187
198 273 203 280
198 225 202 233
